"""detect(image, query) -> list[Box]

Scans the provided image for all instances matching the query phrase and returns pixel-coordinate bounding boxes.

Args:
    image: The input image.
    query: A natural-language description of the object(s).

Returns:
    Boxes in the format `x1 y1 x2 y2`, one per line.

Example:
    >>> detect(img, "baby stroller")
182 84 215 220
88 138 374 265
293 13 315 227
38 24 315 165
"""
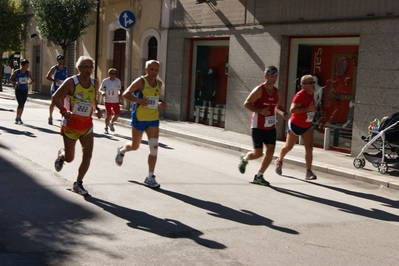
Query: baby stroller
353 112 399 174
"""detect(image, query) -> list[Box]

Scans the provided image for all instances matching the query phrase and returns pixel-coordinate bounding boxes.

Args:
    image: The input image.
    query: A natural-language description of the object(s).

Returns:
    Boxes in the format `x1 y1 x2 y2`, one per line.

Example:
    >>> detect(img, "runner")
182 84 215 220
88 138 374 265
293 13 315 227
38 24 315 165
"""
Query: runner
99 68 122 134
275 74 317 180
10 59 35 124
52 56 102 195
115 60 167 188
46 54 68 125
238 66 287 185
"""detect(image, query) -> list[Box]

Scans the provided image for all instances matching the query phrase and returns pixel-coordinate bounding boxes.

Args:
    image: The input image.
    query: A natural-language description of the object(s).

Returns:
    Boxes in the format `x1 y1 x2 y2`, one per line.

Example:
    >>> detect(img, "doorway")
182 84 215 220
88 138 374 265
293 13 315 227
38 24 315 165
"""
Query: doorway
189 39 229 128
113 43 126 87
32 45 41 93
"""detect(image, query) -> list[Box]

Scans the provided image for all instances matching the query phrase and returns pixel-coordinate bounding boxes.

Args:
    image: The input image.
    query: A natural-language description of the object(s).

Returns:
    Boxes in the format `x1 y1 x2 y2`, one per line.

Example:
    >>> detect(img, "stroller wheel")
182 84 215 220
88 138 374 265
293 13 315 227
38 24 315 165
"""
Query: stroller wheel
353 158 364 169
378 162 388 174
360 158 365 167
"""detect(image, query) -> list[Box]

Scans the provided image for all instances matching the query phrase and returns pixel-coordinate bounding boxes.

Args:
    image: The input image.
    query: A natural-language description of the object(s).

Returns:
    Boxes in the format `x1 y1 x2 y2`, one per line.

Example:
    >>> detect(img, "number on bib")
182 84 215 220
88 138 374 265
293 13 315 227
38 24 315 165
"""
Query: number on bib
264 116 277 127
306 112 315 122
73 102 92 116
145 96 159 109
19 77 28 84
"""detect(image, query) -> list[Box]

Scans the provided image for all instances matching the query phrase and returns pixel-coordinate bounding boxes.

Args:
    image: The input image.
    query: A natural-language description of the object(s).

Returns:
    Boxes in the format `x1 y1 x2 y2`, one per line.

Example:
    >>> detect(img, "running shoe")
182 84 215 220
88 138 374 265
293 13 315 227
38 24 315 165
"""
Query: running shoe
18 118 23 125
48 117 53 125
238 154 248 174
306 170 317 180
104 127 109 134
252 174 270 186
109 123 115 132
15 117 18 124
275 158 283 175
144 175 161 189
54 148 65 172
72 181 88 196
115 146 124 166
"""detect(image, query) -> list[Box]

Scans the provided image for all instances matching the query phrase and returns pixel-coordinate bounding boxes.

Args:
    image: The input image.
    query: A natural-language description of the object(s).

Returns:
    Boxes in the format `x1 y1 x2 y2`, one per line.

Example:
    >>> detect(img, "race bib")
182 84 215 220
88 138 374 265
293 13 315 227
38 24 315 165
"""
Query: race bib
145 96 159 109
56 80 64 86
107 89 117 96
264 116 277 127
306 111 315 122
19 77 28 84
73 102 92 116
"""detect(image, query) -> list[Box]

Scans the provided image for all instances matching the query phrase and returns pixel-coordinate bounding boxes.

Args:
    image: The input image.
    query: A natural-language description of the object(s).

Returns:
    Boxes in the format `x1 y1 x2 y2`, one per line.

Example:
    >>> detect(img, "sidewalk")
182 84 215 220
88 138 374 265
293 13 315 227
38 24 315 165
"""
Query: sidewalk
1 85 399 190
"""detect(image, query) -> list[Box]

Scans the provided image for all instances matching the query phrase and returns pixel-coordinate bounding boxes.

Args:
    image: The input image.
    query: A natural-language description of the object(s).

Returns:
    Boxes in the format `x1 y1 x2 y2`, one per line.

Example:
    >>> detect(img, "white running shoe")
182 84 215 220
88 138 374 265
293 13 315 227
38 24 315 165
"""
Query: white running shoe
115 146 124 166
144 175 160 189
72 181 88 196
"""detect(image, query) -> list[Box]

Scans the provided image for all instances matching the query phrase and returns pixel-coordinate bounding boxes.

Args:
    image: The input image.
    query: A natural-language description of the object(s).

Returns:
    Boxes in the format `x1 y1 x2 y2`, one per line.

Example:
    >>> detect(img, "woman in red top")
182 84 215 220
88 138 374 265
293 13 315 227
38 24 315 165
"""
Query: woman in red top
275 74 317 180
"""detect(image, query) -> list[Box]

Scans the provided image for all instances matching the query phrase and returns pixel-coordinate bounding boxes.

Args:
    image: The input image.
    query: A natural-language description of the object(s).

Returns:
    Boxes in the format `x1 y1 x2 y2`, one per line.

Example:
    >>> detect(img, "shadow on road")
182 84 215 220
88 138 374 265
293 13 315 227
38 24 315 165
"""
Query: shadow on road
0 145 114 265
270 177 399 222
0 125 36 138
127 182 298 235
102 133 174 150
292 176 399 209
23 123 60 135
84 195 226 249
0 107 14 113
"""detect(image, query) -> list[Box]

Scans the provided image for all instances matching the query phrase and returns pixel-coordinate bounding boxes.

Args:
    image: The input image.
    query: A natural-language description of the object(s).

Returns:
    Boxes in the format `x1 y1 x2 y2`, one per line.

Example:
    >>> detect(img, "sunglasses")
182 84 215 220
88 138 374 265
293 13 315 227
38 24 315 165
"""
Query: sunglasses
265 70 278 75
303 81 316 85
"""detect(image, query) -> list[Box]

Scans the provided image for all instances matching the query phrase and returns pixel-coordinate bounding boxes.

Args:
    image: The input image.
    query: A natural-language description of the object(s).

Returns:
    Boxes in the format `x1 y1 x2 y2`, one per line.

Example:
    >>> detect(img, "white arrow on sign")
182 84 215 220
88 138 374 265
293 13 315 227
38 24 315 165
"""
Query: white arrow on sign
123 12 134 27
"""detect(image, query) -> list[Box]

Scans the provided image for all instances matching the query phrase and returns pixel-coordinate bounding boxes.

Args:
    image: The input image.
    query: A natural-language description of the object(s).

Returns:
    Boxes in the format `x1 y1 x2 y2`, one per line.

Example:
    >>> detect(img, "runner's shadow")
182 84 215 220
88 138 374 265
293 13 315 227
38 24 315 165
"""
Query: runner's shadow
129 181 298 235
0 107 14 112
110 134 174 150
23 124 60 135
270 181 399 222
84 196 226 249
281 174 399 209
0 125 36 137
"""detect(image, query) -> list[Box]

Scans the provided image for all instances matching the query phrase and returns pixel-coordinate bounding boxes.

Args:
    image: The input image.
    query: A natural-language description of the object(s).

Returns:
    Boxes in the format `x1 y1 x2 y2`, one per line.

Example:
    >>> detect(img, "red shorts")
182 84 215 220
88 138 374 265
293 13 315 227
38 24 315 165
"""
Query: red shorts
104 102 120 115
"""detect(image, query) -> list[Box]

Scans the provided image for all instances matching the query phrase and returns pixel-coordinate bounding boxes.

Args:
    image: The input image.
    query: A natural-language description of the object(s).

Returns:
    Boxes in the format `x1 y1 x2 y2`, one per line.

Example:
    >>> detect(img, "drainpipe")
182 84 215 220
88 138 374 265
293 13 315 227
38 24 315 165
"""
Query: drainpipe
94 0 101 80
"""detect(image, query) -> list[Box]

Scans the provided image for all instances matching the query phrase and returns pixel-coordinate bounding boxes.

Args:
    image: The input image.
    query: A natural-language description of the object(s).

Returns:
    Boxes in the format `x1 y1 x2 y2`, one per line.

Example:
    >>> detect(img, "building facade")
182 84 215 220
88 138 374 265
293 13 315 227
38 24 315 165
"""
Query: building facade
23 0 169 106
21 0 399 156
163 0 399 156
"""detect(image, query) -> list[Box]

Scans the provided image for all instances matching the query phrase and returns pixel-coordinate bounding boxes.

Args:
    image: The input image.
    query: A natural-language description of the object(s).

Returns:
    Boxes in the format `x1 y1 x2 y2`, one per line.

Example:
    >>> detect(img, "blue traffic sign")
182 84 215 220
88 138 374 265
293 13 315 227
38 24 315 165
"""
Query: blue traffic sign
119 10 135 29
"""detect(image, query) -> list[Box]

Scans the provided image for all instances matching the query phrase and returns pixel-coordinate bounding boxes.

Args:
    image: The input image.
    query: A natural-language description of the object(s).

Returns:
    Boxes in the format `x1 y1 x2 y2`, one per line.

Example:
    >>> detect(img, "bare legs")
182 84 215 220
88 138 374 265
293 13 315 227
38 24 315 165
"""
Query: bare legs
60 131 94 182
120 126 159 173
244 144 275 173
278 128 314 171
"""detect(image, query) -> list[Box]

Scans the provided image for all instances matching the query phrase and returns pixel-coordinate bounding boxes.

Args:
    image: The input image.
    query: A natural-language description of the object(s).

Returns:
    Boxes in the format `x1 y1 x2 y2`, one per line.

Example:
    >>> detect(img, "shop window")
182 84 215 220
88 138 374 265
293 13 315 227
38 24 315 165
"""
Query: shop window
296 44 358 152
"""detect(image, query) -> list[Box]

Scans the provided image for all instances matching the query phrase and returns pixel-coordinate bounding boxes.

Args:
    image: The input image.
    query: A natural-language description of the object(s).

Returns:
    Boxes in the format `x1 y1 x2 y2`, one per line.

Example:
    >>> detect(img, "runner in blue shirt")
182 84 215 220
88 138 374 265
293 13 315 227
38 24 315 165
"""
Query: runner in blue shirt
46 55 68 125
10 59 35 124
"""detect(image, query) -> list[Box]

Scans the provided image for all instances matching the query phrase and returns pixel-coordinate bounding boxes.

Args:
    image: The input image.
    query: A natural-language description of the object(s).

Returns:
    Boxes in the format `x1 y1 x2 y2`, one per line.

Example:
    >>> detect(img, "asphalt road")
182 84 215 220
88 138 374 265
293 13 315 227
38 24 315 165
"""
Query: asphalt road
1 98 399 266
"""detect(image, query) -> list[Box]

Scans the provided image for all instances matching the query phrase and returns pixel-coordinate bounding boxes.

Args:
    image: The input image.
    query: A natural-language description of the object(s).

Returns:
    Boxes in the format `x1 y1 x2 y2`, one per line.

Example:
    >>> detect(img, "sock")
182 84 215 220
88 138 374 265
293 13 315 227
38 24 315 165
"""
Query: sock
257 172 263 177
149 172 154 178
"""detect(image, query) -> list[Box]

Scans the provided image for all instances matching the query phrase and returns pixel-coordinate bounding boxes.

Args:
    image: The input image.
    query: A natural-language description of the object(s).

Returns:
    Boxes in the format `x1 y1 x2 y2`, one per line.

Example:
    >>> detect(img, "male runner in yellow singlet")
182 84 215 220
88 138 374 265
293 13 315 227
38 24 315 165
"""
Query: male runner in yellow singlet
115 60 167 188
52 56 102 195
